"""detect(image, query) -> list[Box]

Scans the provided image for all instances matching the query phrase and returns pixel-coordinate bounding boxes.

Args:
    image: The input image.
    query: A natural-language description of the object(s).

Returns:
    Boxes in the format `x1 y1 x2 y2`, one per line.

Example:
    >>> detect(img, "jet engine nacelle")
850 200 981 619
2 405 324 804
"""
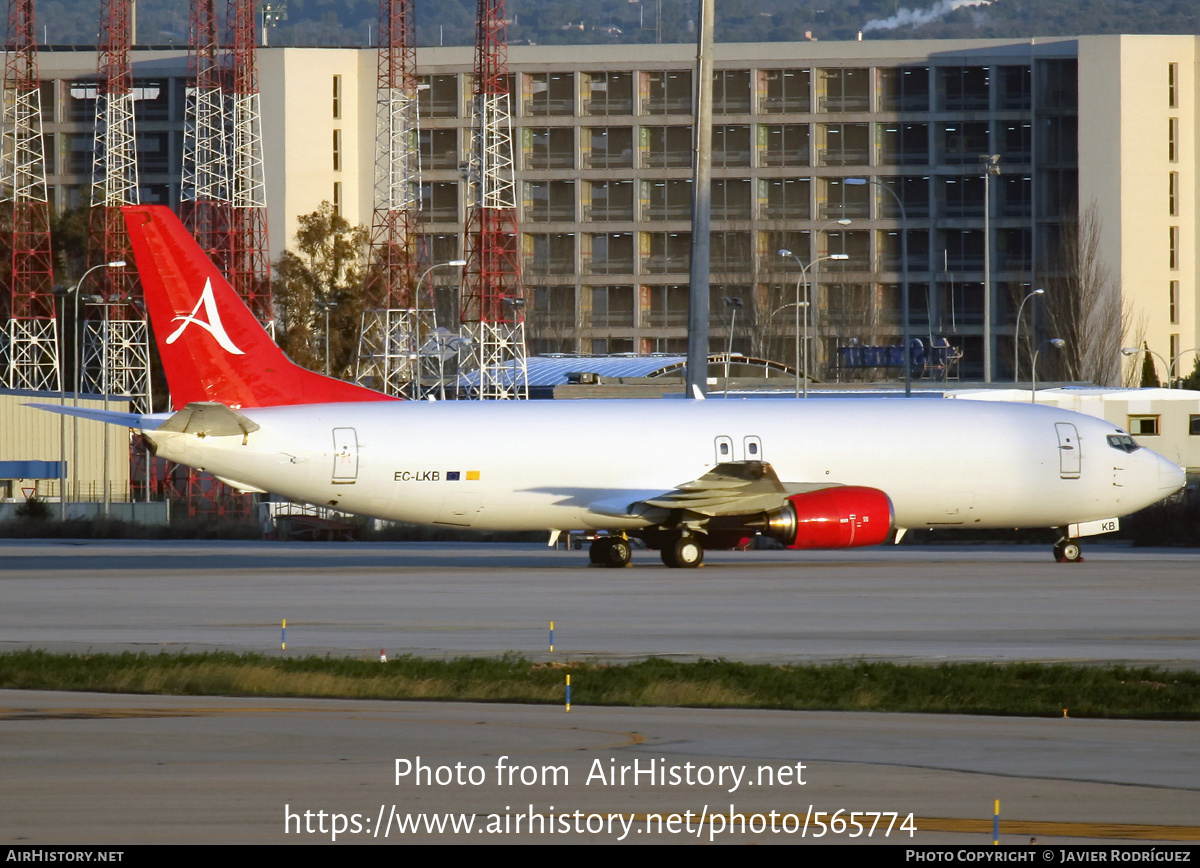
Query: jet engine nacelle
762 486 894 549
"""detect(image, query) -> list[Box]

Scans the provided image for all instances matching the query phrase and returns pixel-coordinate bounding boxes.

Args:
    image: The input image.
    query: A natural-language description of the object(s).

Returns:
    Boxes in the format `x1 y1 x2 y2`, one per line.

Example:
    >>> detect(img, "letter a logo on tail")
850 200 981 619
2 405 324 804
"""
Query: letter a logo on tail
166 278 246 355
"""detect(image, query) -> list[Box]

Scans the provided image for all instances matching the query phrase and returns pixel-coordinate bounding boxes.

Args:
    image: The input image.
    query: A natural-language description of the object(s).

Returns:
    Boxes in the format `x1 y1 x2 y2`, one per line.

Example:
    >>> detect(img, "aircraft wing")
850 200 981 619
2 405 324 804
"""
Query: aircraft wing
590 462 839 521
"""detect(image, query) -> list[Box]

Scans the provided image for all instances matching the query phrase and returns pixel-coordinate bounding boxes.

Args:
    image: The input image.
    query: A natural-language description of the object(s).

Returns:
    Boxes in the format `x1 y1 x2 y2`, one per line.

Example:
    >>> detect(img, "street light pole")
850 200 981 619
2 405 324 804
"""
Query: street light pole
778 250 848 398
315 300 337 376
1031 338 1065 402
413 259 467 397
63 261 124 515
1121 345 1171 387
53 286 68 519
1169 348 1200 387
812 218 851 384
981 154 1001 384
1013 287 1044 382
845 177 911 395
722 296 743 397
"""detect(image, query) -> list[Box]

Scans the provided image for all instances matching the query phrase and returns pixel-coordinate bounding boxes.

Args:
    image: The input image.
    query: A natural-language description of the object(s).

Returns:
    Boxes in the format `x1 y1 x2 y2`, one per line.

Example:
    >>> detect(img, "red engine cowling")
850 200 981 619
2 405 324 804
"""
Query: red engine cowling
762 486 894 549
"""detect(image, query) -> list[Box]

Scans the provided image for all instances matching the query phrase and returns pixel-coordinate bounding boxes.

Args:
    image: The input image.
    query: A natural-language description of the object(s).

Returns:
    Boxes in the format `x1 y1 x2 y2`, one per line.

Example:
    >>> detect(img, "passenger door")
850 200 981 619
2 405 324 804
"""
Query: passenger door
1055 423 1081 479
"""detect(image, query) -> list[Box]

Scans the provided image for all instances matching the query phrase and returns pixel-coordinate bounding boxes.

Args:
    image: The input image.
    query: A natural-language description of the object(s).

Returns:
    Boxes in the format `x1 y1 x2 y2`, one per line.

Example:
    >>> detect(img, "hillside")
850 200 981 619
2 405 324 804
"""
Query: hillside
35 0 1200 50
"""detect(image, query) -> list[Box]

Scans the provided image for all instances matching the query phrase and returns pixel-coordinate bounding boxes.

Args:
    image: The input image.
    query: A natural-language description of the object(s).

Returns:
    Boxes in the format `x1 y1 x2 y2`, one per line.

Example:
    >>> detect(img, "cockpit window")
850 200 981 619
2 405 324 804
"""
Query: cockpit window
1107 434 1140 453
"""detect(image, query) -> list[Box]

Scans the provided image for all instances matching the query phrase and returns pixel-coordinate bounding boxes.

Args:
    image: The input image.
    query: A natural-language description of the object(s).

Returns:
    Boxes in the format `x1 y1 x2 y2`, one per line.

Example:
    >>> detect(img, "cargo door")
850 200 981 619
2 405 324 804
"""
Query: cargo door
332 428 359 483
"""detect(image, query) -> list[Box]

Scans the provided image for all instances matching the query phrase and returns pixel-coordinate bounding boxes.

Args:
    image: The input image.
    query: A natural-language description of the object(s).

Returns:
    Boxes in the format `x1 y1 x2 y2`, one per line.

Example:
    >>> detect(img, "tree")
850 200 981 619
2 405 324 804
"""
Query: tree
1139 341 1161 388
272 202 370 378
1179 356 1200 391
50 204 89 285
1041 203 1126 386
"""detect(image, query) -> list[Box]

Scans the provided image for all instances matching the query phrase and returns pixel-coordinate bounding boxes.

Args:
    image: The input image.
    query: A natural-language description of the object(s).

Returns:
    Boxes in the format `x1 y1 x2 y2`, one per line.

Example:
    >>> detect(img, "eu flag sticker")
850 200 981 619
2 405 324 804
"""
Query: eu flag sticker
447 471 461 481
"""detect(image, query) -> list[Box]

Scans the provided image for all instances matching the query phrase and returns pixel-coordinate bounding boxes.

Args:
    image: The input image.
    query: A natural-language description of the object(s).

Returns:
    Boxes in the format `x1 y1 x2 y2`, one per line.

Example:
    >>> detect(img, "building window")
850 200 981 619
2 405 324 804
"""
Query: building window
1189 415 1200 436
817 123 870 166
585 180 634 221
712 70 752 115
332 182 342 216
712 125 751 168
938 66 990 111
817 67 869 112
332 129 342 171
1170 226 1180 269
589 285 635 328
761 68 810 113
1169 172 1180 215
1169 117 1179 162
584 127 634 169
1168 63 1178 108
525 72 575 117
418 75 459 118
1128 415 1160 436
1170 280 1180 324
419 128 458 170
1171 334 1180 377
644 70 691 115
879 66 931 112
584 72 634 116
525 180 575 223
525 127 575 170
760 124 810 167
332 75 342 118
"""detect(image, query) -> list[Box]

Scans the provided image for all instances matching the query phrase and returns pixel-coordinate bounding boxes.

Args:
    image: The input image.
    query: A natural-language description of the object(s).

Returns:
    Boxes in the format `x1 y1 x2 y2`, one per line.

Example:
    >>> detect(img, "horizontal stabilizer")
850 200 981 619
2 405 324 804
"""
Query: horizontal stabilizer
24 403 162 430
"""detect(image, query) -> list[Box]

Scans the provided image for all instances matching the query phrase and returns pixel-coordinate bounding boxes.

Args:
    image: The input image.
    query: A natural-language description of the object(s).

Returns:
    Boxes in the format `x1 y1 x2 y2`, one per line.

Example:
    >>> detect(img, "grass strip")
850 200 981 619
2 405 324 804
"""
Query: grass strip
2 650 1200 719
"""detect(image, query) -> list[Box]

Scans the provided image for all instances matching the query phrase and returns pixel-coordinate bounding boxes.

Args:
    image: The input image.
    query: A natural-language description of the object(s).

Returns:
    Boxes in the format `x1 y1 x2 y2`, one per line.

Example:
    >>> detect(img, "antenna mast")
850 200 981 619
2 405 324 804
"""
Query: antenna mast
460 0 527 399
2 0 58 392
357 0 423 396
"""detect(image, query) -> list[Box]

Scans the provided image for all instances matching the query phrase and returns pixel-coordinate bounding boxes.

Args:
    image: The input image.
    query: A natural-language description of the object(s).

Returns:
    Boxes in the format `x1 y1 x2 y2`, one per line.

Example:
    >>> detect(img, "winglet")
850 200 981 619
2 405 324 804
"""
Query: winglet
122 205 397 410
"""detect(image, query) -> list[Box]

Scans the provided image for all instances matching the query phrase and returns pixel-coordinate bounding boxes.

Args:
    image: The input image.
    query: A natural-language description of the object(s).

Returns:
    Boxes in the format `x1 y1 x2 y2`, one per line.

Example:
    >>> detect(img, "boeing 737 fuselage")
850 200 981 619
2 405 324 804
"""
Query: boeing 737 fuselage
37 206 1185 568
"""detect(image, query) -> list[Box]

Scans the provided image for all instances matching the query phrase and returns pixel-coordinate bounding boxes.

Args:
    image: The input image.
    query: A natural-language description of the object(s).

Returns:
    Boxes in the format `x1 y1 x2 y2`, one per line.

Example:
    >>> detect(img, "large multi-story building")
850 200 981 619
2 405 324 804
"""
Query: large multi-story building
26 35 1200 385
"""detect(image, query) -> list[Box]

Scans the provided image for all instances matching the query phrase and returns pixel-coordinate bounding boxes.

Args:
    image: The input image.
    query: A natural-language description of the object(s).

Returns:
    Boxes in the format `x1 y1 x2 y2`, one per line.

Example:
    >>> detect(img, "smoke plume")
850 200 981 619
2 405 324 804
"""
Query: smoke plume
862 0 994 32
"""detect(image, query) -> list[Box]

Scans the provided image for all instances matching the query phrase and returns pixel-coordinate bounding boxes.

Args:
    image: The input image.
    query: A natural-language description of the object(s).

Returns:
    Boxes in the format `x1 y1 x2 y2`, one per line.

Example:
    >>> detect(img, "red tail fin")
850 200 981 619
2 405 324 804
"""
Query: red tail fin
123 205 397 409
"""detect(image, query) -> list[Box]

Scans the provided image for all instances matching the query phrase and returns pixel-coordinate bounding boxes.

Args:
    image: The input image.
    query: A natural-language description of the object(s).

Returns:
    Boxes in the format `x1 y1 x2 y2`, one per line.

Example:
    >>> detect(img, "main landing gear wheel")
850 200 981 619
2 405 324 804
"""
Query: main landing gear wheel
590 537 632 568
1053 539 1083 563
661 536 704 569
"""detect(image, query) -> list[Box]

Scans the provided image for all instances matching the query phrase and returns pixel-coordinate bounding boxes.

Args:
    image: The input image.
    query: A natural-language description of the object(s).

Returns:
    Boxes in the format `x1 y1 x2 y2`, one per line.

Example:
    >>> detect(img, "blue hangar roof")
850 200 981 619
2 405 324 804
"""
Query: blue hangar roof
459 355 687 388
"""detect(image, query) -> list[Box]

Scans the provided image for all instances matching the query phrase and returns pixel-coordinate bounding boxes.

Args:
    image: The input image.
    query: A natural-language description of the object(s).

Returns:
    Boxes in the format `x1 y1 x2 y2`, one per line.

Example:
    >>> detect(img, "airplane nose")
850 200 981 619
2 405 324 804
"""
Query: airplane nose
1159 455 1186 494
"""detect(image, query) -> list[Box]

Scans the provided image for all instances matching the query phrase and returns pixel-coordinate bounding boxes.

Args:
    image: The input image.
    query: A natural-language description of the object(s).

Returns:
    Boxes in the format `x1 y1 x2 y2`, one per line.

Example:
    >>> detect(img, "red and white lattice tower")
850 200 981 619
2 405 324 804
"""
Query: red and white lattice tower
173 0 247 520
460 0 527 399
2 0 58 392
224 0 272 329
181 0 230 265
85 0 152 415
355 0 423 397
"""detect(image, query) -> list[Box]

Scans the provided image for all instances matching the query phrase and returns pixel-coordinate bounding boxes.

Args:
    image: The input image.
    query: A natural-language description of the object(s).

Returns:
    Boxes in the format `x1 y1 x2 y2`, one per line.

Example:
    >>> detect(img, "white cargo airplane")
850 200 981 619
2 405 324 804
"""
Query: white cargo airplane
39 206 1185 567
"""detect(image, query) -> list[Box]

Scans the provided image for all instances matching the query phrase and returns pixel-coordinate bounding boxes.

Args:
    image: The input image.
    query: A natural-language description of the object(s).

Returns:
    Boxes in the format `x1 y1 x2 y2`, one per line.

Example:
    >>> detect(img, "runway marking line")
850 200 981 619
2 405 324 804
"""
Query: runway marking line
914 817 1200 842
469 813 1198 841
0 706 649 751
